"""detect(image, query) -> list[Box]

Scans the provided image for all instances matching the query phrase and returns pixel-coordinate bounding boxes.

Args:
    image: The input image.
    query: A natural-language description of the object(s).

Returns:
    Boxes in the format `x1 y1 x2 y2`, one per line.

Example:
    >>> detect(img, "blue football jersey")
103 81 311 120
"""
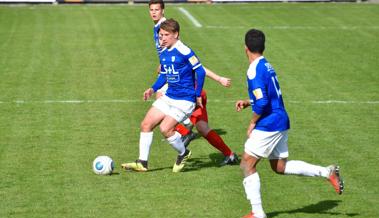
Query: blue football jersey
153 17 166 55
152 40 206 103
247 56 290 132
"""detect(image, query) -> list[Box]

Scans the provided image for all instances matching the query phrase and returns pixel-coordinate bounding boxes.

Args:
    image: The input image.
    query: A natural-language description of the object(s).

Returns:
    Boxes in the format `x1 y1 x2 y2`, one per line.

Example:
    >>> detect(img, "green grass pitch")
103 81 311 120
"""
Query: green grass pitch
0 2 378 218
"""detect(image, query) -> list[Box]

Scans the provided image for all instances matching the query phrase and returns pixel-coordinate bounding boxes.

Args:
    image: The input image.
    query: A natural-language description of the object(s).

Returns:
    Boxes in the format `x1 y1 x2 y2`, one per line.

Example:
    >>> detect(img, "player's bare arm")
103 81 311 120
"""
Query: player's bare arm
204 67 231 87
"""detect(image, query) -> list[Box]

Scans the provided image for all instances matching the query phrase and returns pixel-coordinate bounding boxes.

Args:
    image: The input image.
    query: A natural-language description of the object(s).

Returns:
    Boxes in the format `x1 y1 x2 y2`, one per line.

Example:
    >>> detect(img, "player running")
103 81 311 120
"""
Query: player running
121 19 206 173
146 0 238 166
237 29 344 218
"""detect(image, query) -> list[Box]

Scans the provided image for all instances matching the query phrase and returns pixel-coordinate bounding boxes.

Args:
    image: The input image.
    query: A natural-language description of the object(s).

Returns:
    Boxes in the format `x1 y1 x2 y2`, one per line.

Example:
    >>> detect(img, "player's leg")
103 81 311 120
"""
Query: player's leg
121 106 165 172
160 97 194 172
140 106 165 132
180 90 208 147
270 159 344 194
178 109 200 147
176 119 196 147
242 130 274 218
169 83 194 144
195 120 238 166
241 152 266 218
160 116 191 172
175 122 191 137
268 130 344 194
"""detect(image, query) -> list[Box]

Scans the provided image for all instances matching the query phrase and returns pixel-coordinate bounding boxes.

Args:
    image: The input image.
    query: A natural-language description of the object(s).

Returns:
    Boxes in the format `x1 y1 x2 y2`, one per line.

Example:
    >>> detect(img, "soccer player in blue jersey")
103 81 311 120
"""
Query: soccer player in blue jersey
122 19 206 173
145 0 239 166
236 29 344 218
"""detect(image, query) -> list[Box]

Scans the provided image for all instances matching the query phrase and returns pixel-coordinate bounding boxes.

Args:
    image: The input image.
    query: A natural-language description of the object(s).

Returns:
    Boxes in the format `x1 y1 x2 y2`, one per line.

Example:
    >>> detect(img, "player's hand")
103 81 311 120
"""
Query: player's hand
247 122 256 138
219 77 231 87
196 97 203 108
235 100 247 112
143 88 154 101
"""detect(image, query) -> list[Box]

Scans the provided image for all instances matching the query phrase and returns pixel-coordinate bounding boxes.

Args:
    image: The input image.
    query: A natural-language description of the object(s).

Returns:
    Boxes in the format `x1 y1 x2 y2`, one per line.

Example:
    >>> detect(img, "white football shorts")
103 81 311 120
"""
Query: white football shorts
244 129 289 159
152 95 195 122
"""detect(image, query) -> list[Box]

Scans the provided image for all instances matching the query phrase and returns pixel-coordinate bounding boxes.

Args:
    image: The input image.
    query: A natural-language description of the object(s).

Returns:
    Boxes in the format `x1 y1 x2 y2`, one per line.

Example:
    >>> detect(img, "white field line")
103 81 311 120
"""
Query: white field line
178 7 202 28
205 25 379 30
0 99 378 105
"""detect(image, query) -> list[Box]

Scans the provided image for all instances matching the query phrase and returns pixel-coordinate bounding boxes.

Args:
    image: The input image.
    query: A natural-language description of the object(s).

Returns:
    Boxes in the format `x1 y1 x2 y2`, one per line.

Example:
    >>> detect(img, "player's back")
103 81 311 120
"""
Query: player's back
248 57 290 131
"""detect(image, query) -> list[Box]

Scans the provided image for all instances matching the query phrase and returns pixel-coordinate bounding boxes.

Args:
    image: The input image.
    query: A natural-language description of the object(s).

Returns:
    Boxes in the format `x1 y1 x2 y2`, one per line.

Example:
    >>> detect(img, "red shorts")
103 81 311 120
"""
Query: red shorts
190 90 208 124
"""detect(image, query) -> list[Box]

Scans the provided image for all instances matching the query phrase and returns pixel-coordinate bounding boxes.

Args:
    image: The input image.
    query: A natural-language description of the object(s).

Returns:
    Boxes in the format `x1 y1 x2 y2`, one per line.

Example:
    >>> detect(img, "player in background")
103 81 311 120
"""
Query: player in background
148 0 238 166
236 29 344 218
122 19 206 173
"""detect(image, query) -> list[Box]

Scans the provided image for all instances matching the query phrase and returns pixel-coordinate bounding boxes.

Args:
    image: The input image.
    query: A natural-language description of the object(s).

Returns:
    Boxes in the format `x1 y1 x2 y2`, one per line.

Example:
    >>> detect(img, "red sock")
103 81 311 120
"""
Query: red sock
205 130 232 156
175 124 190 136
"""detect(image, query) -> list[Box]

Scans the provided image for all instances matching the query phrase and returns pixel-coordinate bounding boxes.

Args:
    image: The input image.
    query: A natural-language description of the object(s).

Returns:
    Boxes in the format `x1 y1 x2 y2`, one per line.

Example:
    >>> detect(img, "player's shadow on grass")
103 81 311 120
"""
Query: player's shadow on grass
148 153 232 172
267 200 359 217
184 153 238 172
213 128 227 136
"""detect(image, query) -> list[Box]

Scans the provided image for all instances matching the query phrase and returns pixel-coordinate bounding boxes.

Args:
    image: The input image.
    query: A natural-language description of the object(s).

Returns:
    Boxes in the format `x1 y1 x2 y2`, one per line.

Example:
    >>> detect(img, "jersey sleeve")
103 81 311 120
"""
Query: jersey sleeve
184 50 205 97
248 66 268 115
194 66 206 97
152 72 167 92
185 50 203 70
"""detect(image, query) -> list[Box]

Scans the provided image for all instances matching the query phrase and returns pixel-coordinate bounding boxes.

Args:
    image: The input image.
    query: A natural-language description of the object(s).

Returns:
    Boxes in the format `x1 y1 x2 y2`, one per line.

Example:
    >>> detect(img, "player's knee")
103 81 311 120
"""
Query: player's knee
159 125 173 138
239 155 250 171
140 120 153 132
240 159 255 176
197 128 209 137
159 126 168 136
195 121 210 137
273 167 285 175
239 160 247 171
271 163 286 174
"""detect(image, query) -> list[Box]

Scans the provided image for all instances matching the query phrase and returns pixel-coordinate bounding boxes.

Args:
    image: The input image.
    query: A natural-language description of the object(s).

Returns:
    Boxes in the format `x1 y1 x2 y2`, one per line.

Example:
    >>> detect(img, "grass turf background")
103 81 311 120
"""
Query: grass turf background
0 3 378 218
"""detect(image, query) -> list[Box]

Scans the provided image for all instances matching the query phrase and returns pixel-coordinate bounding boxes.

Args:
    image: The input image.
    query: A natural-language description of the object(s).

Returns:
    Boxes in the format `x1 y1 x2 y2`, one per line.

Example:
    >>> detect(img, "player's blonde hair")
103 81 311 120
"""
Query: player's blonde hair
160 18 180 34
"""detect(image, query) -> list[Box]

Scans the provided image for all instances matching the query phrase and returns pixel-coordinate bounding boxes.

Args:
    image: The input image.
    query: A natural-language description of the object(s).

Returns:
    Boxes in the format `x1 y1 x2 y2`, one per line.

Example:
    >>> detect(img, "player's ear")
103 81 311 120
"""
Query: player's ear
245 45 250 57
174 32 179 39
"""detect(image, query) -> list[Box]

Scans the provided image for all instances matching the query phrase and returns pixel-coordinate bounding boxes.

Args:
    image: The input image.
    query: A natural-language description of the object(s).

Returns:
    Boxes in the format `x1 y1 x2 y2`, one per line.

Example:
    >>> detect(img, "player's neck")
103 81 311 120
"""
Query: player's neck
166 39 179 50
248 52 263 64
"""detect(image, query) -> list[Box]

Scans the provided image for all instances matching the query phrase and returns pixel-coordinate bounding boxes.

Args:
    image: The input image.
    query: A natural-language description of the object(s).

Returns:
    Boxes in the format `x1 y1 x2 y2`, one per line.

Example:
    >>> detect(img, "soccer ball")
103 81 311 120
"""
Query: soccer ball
92 156 114 175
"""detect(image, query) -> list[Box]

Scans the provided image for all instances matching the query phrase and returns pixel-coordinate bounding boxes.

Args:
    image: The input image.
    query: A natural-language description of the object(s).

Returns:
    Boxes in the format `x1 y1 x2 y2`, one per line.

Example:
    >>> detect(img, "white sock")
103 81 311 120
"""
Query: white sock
243 172 265 216
138 132 153 161
167 131 185 155
284 160 329 178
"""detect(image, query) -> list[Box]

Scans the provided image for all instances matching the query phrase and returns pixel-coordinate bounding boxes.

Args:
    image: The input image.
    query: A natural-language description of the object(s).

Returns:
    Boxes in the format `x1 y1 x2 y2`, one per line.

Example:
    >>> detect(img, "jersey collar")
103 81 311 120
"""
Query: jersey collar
167 40 182 52
247 55 264 77
154 17 167 28
249 56 264 68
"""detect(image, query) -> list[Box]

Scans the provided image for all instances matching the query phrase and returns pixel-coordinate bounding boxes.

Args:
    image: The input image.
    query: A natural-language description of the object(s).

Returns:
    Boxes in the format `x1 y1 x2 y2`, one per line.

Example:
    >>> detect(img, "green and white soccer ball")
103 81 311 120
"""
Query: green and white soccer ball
92 156 114 175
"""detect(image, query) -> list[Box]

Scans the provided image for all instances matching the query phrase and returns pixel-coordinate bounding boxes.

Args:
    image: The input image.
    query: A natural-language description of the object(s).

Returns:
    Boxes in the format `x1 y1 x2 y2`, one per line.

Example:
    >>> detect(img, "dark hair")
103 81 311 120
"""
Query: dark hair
160 18 180 34
245 29 265 54
149 0 165 9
